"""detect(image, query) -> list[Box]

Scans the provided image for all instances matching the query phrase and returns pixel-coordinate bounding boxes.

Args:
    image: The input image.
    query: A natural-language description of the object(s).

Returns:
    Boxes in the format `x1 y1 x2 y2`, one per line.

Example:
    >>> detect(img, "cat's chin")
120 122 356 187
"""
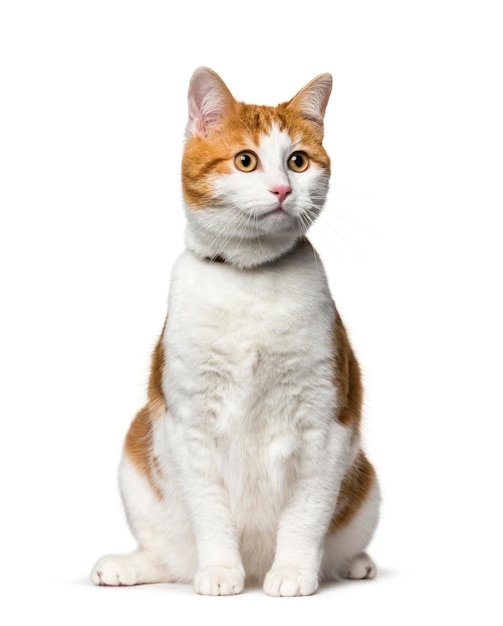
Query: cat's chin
184 222 303 270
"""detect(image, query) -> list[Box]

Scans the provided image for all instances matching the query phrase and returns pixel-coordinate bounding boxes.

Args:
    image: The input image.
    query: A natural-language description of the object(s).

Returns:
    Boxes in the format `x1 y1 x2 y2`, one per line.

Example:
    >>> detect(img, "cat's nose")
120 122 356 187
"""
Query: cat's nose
269 186 292 204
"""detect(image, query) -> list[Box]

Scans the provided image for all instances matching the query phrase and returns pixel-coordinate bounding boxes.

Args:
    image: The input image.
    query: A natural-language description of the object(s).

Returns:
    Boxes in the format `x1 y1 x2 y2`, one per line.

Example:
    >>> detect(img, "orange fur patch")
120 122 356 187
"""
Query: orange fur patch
146 318 168 418
124 320 167 498
330 309 376 531
330 450 376 532
332 308 363 431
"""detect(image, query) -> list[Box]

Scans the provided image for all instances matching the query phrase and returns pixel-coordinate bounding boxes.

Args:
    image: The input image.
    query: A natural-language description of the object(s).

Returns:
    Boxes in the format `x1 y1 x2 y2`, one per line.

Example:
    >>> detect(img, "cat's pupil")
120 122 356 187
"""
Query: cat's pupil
293 154 304 167
241 154 251 167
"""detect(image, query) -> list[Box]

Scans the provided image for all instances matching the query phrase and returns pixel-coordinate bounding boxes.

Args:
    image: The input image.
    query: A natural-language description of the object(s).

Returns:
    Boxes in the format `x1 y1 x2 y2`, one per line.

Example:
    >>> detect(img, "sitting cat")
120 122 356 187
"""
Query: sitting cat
91 67 380 596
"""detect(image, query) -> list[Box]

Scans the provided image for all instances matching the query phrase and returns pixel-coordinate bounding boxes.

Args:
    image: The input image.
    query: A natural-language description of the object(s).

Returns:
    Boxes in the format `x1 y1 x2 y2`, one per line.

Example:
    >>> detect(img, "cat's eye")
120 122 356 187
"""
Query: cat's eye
234 151 258 172
288 151 310 173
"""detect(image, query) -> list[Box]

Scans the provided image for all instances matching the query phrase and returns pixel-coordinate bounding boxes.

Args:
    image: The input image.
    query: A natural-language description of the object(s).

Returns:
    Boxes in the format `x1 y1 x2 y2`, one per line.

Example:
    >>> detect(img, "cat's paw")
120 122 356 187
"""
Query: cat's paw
263 566 319 597
345 552 377 580
91 554 138 586
193 565 245 596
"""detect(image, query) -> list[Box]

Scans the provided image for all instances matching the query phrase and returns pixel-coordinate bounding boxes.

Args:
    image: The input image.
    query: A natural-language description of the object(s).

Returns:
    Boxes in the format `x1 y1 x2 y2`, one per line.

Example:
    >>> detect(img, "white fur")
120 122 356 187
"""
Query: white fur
92 244 380 595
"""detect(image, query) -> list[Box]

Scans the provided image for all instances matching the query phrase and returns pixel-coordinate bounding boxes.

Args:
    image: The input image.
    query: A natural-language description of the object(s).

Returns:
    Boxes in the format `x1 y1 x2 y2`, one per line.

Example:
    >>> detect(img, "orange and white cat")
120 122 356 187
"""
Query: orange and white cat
91 67 380 596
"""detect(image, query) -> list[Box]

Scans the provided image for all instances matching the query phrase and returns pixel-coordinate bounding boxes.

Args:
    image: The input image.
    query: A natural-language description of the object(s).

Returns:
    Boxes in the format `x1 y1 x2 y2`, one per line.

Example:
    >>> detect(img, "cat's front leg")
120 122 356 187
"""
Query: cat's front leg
264 421 352 597
185 474 245 596
168 419 245 596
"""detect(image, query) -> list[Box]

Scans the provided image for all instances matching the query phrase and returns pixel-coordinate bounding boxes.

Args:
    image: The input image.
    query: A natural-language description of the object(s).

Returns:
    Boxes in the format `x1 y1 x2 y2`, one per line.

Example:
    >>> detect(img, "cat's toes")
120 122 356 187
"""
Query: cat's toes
193 565 245 596
345 552 377 580
263 566 319 597
91 554 138 586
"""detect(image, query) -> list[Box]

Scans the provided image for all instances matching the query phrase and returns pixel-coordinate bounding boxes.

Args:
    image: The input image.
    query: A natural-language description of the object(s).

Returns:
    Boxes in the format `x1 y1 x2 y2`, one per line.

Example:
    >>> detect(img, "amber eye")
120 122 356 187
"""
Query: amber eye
234 151 258 172
288 151 310 173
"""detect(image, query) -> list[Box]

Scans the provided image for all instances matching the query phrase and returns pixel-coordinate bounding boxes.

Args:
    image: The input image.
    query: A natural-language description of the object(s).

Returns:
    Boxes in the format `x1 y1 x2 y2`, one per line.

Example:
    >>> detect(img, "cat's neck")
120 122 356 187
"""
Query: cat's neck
184 218 305 270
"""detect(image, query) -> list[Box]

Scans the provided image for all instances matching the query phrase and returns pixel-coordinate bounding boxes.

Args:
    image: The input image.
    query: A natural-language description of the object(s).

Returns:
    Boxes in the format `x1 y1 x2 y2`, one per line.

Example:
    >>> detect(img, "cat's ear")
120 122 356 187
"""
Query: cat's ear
286 73 332 133
186 67 236 138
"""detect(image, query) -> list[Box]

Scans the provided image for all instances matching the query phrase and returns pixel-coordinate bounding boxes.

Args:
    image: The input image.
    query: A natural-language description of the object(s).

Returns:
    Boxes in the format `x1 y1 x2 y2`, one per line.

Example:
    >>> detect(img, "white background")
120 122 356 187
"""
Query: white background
1 0 502 624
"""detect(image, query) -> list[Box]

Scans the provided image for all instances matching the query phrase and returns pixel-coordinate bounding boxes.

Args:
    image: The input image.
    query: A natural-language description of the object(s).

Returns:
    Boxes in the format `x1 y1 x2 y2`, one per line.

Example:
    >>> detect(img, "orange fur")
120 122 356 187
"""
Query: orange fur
332 309 363 431
146 319 168 418
330 450 376 532
124 321 167 498
330 310 377 531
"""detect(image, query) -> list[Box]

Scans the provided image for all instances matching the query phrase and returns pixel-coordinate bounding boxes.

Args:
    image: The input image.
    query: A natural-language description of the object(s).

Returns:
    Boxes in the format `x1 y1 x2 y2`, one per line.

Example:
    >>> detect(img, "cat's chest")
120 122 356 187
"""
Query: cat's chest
163 249 337 509
165 250 335 434
168 250 330 372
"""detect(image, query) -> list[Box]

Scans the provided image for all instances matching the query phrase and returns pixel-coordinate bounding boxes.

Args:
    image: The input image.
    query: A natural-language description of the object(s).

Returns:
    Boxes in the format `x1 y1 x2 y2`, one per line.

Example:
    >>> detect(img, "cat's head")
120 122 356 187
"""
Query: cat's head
182 67 332 269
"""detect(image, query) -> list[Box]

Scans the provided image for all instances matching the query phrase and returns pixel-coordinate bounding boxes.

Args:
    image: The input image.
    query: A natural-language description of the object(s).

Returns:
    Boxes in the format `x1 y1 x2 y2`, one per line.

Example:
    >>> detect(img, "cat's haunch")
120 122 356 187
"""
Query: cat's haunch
91 67 380 597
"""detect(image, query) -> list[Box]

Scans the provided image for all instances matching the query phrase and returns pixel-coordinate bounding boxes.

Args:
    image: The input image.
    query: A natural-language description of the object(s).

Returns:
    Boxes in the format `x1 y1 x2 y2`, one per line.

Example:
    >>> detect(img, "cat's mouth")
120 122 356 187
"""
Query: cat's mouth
258 207 287 219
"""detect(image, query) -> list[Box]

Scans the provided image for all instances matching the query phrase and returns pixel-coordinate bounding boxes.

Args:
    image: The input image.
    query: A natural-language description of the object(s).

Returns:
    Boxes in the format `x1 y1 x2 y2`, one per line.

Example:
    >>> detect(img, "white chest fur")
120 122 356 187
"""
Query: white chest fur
164 245 336 430
161 245 339 577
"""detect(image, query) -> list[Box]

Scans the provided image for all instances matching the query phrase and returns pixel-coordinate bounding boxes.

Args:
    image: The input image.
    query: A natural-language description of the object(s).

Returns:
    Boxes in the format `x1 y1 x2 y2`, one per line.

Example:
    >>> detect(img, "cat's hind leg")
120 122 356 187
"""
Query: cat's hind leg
345 552 377 580
91 452 196 586
91 453 172 586
321 478 381 582
92 549 171 586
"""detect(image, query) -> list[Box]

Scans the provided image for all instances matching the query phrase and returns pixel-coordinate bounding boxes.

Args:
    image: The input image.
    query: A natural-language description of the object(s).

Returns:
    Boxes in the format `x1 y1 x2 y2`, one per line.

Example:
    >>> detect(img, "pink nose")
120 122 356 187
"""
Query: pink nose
269 185 292 204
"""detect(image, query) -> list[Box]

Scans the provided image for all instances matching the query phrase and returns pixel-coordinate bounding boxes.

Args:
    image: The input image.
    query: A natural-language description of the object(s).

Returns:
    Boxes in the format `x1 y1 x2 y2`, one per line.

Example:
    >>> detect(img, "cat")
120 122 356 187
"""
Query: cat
91 67 380 596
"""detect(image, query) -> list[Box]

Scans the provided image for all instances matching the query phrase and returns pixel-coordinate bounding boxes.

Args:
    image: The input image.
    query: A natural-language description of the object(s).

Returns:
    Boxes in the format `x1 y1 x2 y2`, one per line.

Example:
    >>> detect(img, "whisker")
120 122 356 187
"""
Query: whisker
322 206 374 235
216 209 251 257
254 213 265 256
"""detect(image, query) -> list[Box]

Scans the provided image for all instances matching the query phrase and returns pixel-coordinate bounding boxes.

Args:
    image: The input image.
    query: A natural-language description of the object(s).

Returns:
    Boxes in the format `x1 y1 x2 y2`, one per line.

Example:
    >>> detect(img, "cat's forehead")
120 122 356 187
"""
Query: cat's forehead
228 103 304 145
233 103 280 135
225 103 328 167
255 123 297 156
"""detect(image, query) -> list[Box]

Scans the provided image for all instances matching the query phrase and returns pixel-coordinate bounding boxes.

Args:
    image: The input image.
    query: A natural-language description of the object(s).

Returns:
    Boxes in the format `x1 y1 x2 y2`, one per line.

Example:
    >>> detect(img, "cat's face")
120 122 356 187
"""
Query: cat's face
182 68 332 268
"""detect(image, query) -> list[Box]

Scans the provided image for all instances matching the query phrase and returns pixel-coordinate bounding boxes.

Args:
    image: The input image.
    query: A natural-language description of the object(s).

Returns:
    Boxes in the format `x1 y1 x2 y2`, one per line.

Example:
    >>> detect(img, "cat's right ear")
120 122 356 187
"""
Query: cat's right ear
186 67 235 138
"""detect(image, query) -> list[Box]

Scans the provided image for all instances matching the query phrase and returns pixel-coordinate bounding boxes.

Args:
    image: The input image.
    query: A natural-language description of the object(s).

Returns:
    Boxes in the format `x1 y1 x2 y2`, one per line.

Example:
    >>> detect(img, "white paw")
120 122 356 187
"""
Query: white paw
193 565 245 596
346 553 377 580
263 566 319 597
91 554 138 586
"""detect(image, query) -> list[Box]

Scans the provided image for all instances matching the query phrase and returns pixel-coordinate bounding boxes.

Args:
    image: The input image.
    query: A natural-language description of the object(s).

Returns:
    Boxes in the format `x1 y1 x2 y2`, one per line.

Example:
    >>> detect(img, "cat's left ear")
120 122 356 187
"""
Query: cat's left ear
186 67 236 138
287 73 332 134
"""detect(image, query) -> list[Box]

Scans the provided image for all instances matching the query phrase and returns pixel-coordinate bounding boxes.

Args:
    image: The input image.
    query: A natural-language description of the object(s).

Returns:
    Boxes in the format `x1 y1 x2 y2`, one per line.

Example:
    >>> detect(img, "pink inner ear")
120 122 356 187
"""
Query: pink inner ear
186 67 235 138
189 116 207 137
188 94 208 137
